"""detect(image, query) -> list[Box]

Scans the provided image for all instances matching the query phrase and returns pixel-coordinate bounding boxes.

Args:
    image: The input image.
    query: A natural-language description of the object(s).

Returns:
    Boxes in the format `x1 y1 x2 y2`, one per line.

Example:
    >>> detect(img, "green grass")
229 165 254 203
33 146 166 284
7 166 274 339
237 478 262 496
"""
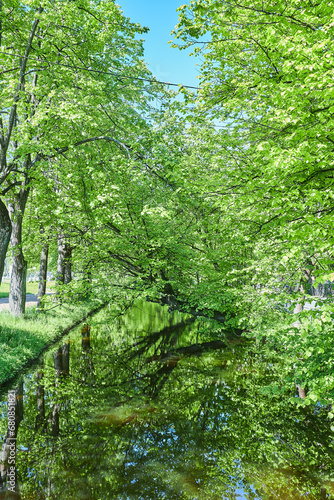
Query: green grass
0 281 10 299
0 298 103 386
0 280 55 299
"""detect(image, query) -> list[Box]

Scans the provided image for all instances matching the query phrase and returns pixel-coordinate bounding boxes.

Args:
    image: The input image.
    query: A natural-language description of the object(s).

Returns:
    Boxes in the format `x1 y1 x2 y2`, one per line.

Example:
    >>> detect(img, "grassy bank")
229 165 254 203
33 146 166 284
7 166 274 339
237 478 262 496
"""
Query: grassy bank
0 299 105 386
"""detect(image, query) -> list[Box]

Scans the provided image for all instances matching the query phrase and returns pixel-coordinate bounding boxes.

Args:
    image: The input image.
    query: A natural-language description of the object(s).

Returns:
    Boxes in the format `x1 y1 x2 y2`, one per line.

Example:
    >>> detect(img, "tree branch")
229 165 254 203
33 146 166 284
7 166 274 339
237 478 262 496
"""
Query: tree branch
147 294 229 325
4 13 41 151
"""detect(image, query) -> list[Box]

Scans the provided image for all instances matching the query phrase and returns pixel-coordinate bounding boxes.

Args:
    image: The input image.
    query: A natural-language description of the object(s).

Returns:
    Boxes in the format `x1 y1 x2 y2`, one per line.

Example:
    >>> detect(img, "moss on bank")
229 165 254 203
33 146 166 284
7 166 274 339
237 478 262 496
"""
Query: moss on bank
0 300 106 387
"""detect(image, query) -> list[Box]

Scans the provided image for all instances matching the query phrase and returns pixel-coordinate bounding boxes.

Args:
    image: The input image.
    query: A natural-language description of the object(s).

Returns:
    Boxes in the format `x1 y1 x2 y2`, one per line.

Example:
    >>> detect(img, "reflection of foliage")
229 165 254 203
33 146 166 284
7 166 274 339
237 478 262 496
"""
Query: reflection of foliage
2 303 333 499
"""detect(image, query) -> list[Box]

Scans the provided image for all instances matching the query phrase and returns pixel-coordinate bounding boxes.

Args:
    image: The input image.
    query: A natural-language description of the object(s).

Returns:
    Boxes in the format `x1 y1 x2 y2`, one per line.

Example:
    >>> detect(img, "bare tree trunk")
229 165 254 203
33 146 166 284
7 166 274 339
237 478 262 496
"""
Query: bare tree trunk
9 256 27 316
292 283 305 328
320 487 329 499
56 234 66 286
64 244 72 284
296 384 307 399
293 301 304 314
61 342 70 376
82 260 93 297
81 324 91 351
0 199 11 286
293 283 307 399
56 235 72 292
37 243 49 308
7 189 29 316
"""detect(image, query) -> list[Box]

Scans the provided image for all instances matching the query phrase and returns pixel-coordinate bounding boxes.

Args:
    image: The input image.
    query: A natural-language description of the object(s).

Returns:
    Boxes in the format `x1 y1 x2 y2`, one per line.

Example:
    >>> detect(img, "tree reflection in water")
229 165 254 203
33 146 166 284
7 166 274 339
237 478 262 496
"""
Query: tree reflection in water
0 302 333 499
0 381 24 499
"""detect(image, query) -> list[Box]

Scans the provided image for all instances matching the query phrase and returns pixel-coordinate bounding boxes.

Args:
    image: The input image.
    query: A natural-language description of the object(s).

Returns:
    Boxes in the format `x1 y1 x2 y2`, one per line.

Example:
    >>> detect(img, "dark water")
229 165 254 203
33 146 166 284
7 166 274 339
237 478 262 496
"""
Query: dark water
0 302 333 499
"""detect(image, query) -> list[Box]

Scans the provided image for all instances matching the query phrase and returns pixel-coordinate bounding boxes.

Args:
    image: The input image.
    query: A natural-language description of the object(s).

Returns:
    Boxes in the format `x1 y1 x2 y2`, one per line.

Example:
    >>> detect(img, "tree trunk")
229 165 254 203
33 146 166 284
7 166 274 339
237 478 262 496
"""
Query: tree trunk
50 342 70 436
37 243 49 308
293 302 304 314
9 256 27 316
64 244 72 284
296 384 307 399
56 235 72 292
0 382 24 495
35 367 46 432
81 324 91 351
61 342 70 376
320 487 329 499
56 234 66 286
0 199 11 286
292 283 304 328
82 261 93 297
7 189 29 316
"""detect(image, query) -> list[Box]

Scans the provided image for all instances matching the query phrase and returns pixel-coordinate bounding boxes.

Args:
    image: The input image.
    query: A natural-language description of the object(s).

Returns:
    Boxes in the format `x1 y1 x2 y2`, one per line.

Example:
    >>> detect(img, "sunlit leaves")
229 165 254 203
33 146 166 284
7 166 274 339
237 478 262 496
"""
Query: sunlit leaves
168 0 334 406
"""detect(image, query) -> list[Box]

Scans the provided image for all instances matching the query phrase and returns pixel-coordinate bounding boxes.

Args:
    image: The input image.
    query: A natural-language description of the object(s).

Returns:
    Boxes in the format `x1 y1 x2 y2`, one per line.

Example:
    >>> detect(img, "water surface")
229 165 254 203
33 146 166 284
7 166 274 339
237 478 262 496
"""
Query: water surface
0 302 333 499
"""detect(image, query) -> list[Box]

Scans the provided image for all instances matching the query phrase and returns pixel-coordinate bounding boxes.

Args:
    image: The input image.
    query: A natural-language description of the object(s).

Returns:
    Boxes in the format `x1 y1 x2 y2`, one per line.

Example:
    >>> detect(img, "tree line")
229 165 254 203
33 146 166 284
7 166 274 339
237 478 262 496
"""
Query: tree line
1 0 334 404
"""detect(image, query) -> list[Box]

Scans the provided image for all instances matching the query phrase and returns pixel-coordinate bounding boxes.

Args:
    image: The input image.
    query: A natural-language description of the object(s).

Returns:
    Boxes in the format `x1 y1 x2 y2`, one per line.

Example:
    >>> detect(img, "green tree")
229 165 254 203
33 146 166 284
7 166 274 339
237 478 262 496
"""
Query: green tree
172 0 334 403
0 0 156 313
174 0 334 281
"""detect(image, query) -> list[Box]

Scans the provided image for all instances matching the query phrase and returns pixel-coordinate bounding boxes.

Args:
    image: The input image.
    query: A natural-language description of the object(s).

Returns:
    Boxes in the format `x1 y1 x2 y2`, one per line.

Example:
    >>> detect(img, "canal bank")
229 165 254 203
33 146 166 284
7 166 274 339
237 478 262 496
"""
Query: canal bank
0 299 107 388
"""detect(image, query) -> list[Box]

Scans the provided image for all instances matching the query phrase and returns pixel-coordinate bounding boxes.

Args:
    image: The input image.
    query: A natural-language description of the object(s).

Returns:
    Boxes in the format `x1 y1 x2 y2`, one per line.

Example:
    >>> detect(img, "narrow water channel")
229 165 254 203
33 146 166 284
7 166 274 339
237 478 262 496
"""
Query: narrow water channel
0 302 333 499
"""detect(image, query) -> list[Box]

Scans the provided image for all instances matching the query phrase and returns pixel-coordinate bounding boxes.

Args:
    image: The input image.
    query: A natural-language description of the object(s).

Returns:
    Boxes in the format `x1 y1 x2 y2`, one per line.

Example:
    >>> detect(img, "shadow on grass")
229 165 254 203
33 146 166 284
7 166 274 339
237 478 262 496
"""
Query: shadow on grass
0 321 50 383
0 300 107 387
0 306 69 385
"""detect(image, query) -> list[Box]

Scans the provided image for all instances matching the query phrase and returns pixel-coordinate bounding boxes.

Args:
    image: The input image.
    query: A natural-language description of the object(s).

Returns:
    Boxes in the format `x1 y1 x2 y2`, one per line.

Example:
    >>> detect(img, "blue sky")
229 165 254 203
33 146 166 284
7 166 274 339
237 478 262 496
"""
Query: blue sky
116 0 200 89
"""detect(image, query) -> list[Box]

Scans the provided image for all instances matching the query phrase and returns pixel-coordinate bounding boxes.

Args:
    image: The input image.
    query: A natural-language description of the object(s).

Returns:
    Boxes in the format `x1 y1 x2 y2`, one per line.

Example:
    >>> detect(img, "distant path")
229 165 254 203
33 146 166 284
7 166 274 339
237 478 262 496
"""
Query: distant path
0 293 52 311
